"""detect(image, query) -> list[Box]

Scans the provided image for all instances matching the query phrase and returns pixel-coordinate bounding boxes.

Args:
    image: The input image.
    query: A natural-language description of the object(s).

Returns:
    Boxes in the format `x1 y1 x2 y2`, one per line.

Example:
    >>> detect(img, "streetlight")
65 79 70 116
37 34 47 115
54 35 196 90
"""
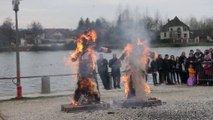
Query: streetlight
12 0 22 99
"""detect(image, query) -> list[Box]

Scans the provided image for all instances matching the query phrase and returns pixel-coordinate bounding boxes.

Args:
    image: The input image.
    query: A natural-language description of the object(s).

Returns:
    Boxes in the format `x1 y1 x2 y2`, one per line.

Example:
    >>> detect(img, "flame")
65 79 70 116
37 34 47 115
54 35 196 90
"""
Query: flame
68 30 99 105
124 44 132 58
144 82 151 94
68 95 78 106
121 76 130 98
71 100 78 106
121 39 152 99
71 30 97 62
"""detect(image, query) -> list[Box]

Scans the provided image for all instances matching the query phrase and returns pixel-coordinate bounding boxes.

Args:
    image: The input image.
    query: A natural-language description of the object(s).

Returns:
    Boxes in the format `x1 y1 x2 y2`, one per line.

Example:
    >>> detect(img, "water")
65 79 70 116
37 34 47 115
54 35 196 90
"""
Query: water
0 46 212 96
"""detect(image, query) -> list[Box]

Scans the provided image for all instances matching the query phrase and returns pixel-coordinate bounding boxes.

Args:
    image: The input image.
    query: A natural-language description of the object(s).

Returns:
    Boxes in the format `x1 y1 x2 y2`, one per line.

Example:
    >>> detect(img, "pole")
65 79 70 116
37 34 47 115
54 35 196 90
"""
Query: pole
15 10 22 99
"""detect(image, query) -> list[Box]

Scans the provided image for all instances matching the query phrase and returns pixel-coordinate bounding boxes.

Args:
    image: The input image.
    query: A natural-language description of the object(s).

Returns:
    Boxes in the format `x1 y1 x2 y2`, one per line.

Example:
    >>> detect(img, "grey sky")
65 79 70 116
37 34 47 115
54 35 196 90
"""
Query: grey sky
0 0 213 29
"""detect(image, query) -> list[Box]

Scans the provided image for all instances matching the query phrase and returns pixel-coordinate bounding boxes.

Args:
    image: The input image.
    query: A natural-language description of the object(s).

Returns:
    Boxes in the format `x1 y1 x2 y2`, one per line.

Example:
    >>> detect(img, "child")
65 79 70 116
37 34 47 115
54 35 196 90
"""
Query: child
187 64 196 86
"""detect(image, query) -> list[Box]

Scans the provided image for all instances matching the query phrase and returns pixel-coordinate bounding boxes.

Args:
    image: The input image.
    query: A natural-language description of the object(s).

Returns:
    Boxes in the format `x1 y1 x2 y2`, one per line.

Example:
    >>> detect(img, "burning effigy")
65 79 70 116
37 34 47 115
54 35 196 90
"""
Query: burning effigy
70 29 100 105
61 30 109 112
113 39 162 108
120 39 151 100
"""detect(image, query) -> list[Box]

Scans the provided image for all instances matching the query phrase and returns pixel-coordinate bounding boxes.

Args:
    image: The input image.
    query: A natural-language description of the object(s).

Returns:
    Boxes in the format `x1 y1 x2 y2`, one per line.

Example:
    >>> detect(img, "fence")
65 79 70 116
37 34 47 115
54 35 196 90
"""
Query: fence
196 61 213 85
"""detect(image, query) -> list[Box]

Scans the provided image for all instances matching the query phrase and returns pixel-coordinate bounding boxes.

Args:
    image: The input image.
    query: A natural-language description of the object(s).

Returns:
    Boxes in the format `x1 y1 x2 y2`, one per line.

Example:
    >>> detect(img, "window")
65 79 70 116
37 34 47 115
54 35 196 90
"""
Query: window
164 32 167 37
184 33 187 38
177 27 181 31
170 28 173 31
177 27 181 34
178 34 181 38
184 27 187 31
170 33 172 38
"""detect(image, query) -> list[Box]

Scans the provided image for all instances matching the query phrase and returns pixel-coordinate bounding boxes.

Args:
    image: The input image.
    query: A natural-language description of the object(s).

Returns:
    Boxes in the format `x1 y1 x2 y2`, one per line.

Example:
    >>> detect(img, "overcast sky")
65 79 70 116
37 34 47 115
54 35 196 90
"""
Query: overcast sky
0 0 213 29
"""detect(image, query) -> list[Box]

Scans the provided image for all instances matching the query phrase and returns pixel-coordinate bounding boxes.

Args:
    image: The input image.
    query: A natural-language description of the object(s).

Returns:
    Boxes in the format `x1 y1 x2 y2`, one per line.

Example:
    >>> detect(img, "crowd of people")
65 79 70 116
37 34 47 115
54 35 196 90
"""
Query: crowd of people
150 48 213 86
96 48 213 90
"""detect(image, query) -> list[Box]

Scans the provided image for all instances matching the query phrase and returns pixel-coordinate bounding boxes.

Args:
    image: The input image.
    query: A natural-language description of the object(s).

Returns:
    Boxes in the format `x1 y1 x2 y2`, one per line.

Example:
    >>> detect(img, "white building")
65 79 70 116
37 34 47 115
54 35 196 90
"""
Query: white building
160 16 190 43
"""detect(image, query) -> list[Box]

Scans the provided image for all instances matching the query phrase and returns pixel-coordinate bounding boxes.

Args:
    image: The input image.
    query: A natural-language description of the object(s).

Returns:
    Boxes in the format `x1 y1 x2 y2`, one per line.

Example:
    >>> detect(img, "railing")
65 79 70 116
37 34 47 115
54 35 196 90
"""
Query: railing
0 73 78 85
196 61 213 85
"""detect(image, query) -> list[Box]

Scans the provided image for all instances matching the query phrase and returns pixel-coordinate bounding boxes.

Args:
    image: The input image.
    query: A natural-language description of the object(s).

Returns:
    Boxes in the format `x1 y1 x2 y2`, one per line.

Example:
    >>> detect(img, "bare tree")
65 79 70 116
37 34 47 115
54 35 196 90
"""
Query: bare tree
26 21 43 45
0 18 15 46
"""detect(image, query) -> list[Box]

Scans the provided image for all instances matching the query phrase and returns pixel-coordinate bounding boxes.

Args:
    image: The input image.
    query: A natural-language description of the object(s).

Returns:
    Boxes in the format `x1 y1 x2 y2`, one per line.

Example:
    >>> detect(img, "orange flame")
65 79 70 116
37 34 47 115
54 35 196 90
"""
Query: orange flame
71 30 97 62
68 30 98 106
144 82 151 94
121 76 130 97
68 95 78 106
122 39 152 98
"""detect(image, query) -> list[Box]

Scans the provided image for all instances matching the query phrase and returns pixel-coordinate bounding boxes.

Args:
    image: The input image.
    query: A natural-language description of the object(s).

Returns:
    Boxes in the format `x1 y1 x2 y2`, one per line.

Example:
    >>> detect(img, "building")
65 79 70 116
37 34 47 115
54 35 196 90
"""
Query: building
41 28 73 43
160 16 190 43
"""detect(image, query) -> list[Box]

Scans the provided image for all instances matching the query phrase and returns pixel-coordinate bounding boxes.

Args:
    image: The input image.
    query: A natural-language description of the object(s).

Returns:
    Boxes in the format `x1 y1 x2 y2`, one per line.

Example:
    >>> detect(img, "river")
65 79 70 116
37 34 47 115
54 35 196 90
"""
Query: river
0 46 212 96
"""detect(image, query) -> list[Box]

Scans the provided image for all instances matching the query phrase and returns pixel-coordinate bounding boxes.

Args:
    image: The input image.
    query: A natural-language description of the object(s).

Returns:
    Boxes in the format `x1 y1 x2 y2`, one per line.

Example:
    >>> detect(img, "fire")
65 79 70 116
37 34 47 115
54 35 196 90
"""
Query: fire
144 83 151 94
69 29 100 105
122 76 130 97
71 30 97 62
68 95 78 106
121 39 152 99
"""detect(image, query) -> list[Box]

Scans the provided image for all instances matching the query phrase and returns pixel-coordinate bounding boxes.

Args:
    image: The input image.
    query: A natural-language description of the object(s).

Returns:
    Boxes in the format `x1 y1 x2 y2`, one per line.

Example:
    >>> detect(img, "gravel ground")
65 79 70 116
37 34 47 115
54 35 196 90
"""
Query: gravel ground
0 85 213 120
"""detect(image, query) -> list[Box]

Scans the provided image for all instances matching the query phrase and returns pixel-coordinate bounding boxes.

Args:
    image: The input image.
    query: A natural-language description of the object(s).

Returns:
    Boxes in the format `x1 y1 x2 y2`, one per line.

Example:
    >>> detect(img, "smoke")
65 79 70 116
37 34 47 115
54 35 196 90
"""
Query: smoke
117 7 152 101
115 7 153 46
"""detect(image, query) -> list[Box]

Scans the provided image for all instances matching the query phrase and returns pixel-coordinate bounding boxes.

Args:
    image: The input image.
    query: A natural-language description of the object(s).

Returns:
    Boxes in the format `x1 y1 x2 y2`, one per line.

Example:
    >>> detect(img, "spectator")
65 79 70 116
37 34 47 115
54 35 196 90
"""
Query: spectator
97 54 110 90
203 51 212 80
151 58 158 85
189 49 194 55
186 53 196 70
163 54 172 84
175 56 181 84
179 52 188 84
187 64 196 86
194 49 204 80
145 58 151 82
169 55 176 84
156 54 164 84
109 53 122 89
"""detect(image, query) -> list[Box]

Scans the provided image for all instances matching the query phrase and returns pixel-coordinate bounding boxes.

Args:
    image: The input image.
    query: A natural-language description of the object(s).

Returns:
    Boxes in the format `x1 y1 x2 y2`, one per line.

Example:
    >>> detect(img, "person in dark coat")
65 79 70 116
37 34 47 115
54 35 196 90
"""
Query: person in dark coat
163 54 172 84
179 52 188 84
109 53 121 89
186 53 196 70
169 55 176 84
194 49 204 80
175 56 181 84
97 54 110 90
156 54 164 84
151 58 158 85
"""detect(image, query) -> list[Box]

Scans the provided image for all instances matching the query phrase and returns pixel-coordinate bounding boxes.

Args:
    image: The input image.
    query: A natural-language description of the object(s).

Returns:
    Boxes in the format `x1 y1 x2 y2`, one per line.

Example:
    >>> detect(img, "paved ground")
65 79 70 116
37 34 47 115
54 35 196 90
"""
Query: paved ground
0 84 213 120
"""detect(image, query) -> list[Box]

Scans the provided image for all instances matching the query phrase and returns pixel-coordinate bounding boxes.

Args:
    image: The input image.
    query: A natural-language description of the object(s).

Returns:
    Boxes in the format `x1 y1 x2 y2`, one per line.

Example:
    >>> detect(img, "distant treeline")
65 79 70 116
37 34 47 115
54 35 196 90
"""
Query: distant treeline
0 8 213 50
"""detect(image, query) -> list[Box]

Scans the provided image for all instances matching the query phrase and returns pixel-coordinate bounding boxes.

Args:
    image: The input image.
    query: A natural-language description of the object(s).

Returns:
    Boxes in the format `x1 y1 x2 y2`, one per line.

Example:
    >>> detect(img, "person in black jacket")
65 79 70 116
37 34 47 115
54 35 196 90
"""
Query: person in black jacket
156 54 164 84
175 56 181 84
194 49 204 80
179 52 188 84
151 58 158 85
169 55 176 84
163 54 172 84
97 54 110 90
109 53 121 89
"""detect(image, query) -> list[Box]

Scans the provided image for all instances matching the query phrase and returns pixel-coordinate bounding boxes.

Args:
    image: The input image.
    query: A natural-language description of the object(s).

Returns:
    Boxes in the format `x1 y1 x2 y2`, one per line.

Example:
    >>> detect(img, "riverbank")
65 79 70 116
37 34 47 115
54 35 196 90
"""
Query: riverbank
1 42 213 52
0 85 212 120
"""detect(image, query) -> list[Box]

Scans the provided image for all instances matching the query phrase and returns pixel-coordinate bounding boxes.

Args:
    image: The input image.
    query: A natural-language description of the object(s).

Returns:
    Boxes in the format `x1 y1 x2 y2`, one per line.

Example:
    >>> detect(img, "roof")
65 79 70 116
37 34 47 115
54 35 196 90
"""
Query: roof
44 29 73 38
161 16 190 32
